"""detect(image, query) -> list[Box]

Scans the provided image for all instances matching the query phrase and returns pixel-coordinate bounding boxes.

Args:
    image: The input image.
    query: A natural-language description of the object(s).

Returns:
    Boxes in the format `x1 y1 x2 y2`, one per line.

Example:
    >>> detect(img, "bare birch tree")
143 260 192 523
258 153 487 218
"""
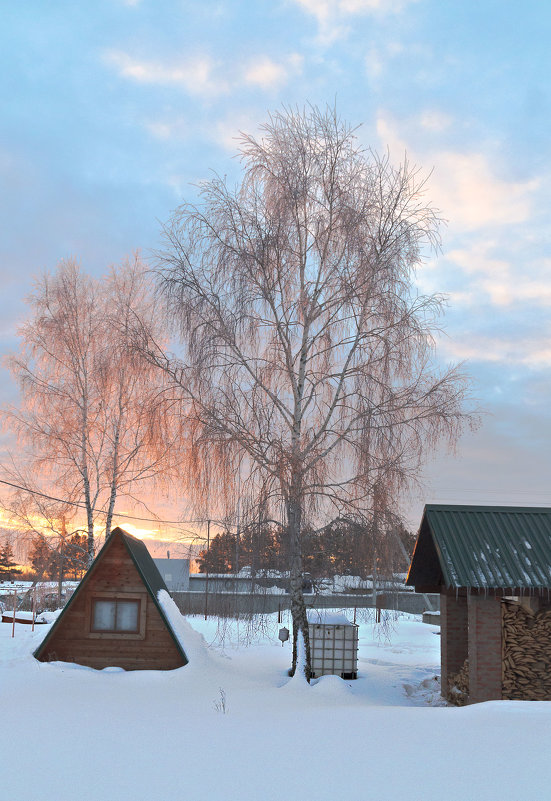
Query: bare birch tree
2 256 178 562
148 106 474 677
99 260 181 536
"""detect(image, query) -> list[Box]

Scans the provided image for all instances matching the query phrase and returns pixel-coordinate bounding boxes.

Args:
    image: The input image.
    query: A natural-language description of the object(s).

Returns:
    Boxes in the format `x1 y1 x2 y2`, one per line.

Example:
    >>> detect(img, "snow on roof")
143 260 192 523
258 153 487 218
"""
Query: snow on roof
156 589 210 668
307 610 354 626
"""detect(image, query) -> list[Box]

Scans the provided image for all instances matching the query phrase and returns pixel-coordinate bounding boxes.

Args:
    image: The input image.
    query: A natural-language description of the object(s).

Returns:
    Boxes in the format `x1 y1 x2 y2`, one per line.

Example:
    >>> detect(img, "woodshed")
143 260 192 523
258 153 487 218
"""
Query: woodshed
407 505 551 704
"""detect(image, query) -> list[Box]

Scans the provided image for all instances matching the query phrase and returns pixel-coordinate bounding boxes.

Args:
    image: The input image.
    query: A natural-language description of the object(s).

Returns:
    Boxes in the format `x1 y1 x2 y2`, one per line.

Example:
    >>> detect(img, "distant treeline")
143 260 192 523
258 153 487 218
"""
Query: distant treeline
198 517 415 578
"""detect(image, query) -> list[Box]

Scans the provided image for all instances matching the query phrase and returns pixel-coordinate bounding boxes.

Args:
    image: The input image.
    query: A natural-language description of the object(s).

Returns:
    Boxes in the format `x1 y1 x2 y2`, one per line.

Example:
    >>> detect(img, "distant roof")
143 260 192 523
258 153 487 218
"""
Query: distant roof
154 558 189 575
407 505 551 591
154 558 189 567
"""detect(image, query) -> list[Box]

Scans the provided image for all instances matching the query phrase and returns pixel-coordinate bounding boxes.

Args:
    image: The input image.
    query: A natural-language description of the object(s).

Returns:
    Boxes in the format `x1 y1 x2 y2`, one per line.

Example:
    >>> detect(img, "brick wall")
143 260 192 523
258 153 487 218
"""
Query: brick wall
468 594 502 703
440 591 468 697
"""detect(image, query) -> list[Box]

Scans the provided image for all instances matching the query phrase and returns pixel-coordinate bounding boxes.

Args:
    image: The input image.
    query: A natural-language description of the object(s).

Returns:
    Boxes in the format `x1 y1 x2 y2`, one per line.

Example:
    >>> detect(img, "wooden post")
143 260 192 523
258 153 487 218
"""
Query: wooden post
32 586 36 632
11 588 17 638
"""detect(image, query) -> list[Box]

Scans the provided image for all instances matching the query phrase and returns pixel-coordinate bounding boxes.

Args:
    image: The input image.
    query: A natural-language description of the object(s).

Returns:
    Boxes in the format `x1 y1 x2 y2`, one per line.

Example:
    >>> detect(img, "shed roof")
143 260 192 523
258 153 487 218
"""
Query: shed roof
406 505 551 591
34 526 188 665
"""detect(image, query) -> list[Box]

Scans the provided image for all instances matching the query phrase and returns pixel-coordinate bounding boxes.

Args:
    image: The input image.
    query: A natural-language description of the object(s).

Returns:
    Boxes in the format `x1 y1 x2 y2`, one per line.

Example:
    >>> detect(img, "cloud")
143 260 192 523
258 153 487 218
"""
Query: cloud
244 54 303 90
429 151 537 230
104 50 227 95
445 241 509 278
419 110 452 133
293 0 418 43
435 239 551 309
365 42 405 80
145 119 188 141
146 108 263 155
105 50 303 99
438 334 551 369
373 111 550 375
211 110 264 152
482 280 551 307
376 113 538 231
365 47 385 79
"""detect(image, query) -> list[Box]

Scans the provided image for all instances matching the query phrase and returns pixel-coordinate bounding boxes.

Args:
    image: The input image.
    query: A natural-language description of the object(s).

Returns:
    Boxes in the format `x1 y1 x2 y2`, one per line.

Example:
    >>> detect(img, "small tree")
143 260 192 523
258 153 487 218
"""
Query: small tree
64 532 88 580
146 106 474 677
198 530 237 573
3 256 179 562
0 541 20 581
29 536 52 579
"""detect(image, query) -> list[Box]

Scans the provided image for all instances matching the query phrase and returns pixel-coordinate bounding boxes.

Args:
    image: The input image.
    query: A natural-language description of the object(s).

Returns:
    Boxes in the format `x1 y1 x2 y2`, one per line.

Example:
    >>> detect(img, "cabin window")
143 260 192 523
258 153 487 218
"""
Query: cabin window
91 599 140 633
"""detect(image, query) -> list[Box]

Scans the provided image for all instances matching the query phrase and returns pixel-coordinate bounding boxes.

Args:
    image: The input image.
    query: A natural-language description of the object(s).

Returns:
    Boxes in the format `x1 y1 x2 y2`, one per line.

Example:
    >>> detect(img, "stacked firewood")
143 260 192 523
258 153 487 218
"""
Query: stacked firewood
502 600 551 701
448 658 469 706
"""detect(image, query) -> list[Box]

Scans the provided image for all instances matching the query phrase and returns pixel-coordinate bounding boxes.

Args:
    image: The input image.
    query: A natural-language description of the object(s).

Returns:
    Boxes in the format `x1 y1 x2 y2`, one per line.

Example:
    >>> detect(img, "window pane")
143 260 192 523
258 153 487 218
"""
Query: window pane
93 600 116 631
116 600 139 632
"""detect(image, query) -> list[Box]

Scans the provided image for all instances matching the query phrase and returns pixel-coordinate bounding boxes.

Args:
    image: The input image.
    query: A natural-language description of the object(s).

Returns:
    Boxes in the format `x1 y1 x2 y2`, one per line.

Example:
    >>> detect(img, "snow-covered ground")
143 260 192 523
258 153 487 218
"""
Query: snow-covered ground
2 605 550 801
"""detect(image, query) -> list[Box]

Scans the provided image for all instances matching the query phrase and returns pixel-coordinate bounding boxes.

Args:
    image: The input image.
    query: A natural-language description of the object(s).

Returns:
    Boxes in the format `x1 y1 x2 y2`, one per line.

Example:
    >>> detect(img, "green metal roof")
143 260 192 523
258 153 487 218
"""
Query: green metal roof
407 504 551 590
122 530 170 600
34 526 188 665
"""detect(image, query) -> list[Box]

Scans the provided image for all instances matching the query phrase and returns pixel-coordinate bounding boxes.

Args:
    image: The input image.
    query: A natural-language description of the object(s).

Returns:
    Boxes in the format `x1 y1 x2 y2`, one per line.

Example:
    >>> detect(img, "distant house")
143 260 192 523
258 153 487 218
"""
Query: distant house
407 505 551 704
34 527 188 671
154 558 190 592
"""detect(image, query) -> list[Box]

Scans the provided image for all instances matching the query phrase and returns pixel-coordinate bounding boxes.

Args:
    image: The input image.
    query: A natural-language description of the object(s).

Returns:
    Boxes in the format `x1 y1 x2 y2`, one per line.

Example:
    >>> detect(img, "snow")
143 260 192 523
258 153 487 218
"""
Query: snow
0 580 79 592
1 607 551 800
288 628 308 685
2 610 35 621
157 589 212 668
307 609 354 625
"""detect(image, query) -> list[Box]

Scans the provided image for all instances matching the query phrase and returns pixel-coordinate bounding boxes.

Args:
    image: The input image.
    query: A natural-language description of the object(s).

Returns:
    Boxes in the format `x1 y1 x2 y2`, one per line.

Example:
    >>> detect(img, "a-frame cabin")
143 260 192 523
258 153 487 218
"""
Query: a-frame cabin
34 527 188 671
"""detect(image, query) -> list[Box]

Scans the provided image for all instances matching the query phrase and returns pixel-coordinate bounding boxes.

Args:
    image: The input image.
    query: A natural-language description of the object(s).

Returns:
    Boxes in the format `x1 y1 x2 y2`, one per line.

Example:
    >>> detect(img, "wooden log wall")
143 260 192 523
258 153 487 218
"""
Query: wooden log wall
38 535 185 671
502 599 551 701
447 658 469 706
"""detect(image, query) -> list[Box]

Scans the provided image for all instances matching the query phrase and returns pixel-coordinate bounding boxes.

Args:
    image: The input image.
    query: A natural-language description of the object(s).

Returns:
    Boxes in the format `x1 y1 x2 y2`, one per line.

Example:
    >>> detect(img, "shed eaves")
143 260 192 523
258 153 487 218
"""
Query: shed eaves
407 505 551 590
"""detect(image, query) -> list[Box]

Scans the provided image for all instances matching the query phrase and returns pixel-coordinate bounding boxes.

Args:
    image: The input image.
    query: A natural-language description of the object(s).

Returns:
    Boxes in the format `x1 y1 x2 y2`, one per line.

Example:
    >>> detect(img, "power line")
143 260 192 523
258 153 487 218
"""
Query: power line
4 475 549 535
0 477 208 529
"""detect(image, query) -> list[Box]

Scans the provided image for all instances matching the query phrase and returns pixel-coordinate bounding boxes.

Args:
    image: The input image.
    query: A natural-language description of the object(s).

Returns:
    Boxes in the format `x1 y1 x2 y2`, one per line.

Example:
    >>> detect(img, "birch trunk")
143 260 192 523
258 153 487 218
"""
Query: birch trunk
288 478 311 679
80 398 95 565
57 519 66 607
104 412 121 539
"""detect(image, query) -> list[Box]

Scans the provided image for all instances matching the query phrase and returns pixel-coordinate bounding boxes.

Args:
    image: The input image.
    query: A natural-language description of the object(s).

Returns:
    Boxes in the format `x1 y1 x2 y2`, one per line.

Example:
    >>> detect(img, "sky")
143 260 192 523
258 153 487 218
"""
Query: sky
1 0 550 539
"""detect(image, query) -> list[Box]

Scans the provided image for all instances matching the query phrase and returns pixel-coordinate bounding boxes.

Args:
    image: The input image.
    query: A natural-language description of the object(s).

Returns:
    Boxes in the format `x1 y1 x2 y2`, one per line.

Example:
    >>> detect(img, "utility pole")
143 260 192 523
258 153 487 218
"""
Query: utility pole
204 519 210 620
235 487 241 576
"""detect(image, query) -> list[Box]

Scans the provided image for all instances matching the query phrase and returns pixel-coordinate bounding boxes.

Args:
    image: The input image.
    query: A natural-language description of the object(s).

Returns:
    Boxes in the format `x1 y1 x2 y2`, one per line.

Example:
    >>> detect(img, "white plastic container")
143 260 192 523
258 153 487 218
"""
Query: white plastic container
307 610 359 679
